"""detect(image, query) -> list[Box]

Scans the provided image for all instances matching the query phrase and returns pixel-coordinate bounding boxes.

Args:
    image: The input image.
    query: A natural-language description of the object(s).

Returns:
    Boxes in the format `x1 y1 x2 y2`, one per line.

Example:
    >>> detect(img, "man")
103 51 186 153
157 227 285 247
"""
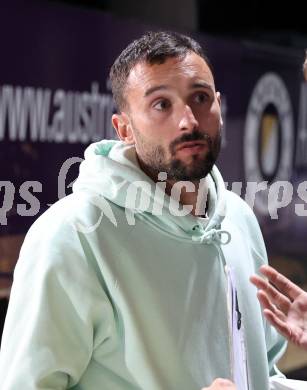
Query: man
0 31 285 390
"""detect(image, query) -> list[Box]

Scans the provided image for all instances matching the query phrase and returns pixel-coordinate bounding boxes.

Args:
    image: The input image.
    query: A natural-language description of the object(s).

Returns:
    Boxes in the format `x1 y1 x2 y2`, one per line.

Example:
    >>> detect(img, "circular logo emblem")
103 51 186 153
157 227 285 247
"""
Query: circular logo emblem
244 73 294 214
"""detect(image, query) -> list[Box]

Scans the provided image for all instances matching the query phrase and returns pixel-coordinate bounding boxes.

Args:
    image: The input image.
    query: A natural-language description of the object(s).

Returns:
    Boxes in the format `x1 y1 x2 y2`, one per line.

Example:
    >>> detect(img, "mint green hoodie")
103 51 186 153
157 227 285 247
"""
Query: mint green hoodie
0 140 286 390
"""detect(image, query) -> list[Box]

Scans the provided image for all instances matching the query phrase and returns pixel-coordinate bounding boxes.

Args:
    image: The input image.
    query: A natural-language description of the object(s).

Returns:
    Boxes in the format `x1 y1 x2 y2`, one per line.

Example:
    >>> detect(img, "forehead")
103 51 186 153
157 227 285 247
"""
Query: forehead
126 52 215 96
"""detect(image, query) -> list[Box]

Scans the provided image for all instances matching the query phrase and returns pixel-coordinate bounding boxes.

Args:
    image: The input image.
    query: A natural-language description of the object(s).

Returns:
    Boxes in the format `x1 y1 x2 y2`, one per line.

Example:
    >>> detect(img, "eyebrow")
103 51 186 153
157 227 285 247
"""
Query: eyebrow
191 81 214 92
144 81 214 98
144 85 168 97
191 81 214 91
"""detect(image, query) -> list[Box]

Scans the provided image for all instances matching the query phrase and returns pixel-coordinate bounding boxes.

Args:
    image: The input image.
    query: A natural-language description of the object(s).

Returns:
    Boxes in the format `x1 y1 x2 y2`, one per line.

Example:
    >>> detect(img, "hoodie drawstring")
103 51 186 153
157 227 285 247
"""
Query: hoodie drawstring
194 228 231 245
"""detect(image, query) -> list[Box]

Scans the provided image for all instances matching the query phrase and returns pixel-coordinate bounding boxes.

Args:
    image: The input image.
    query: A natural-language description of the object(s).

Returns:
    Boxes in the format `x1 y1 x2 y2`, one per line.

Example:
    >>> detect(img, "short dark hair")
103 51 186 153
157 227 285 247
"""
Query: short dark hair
109 31 213 111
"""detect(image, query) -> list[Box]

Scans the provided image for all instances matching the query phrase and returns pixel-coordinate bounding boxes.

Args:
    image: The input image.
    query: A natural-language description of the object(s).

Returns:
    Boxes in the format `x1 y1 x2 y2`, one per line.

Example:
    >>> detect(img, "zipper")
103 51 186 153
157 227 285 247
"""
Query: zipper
235 291 242 330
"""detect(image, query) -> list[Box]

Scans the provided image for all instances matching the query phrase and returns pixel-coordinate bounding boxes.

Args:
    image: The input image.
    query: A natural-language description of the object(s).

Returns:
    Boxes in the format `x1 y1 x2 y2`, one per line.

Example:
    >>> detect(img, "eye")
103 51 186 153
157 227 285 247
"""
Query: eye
153 99 171 111
194 92 210 104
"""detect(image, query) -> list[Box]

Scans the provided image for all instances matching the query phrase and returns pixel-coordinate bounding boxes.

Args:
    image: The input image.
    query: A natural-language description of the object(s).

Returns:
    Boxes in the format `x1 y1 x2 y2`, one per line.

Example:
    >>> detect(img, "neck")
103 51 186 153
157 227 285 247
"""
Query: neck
165 179 207 216
137 156 209 217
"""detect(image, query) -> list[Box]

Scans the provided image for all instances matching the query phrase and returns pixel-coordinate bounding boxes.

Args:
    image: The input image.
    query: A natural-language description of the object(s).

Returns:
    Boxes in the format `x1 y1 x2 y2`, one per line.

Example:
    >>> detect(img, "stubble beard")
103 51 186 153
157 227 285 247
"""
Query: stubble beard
133 127 222 182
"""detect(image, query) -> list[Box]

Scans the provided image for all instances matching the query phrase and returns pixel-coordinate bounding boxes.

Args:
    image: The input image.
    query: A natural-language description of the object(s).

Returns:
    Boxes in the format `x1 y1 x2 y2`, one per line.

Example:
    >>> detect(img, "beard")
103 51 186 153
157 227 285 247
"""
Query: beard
133 127 221 181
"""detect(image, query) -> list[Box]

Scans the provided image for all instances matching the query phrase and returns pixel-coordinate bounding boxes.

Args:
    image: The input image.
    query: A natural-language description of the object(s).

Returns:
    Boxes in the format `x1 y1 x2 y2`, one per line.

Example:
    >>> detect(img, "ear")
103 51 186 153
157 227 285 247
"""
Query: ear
112 112 135 144
216 91 223 127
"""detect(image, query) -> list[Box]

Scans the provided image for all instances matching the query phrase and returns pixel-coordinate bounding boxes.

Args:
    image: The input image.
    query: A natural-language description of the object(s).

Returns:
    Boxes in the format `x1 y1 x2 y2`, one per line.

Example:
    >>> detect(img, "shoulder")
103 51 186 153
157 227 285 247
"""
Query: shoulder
16 193 126 275
25 192 122 240
225 189 260 226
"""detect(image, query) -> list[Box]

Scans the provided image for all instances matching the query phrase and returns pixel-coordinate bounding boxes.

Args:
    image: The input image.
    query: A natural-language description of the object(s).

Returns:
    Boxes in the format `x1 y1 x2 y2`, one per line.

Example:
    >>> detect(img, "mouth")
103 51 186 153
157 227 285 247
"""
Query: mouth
176 141 208 153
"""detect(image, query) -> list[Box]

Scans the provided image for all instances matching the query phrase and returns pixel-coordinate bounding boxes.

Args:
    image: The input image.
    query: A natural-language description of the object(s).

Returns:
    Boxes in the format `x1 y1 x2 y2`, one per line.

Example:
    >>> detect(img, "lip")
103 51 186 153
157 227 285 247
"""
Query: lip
176 141 207 152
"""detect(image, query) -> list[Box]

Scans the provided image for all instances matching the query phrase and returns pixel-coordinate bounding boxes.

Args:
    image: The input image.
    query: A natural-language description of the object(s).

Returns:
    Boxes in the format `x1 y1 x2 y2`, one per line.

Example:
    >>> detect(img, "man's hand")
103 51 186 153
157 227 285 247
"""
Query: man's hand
202 378 236 389
250 265 307 350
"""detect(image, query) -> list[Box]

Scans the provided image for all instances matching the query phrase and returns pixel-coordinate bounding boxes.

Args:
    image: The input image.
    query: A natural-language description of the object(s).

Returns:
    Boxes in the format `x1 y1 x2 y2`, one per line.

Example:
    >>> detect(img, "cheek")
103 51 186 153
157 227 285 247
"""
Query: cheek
131 117 159 145
196 117 216 134
134 112 174 139
201 105 221 128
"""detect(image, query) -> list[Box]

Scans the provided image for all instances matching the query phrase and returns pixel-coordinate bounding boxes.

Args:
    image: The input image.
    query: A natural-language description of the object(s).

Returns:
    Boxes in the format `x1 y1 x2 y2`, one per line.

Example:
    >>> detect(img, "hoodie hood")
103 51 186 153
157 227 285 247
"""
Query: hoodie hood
73 140 229 244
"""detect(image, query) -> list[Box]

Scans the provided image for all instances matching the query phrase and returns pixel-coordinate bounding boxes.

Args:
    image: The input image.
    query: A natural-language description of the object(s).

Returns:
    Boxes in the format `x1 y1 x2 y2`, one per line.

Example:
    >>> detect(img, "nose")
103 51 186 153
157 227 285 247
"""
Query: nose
178 105 199 131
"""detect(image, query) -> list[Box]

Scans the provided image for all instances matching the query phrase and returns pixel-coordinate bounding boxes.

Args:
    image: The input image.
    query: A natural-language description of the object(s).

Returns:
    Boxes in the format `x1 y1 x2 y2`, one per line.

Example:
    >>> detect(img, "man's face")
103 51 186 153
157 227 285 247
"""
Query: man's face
114 52 222 181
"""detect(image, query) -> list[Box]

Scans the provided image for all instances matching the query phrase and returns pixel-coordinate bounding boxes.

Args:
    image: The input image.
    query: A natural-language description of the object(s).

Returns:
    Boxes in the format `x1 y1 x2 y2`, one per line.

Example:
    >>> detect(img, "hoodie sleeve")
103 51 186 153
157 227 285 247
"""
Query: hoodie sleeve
0 207 115 389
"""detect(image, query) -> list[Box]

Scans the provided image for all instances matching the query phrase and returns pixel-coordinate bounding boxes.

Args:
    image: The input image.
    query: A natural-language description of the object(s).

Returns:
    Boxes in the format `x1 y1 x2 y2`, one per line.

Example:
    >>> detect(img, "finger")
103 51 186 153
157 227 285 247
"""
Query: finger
251 275 291 313
259 265 303 301
206 378 236 389
257 290 288 320
263 309 292 341
257 292 293 340
250 274 267 290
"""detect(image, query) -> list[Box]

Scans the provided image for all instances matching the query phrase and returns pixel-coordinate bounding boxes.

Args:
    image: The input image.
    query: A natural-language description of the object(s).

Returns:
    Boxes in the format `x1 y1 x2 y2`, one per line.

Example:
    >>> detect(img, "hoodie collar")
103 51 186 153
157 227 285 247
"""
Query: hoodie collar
73 140 228 243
